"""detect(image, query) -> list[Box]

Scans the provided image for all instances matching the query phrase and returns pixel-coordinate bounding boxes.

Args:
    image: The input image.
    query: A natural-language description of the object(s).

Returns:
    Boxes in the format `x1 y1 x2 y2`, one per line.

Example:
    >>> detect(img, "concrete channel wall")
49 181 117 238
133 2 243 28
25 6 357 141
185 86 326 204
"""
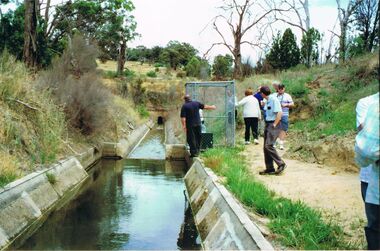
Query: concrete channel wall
0 121 153 250
185 159 274 250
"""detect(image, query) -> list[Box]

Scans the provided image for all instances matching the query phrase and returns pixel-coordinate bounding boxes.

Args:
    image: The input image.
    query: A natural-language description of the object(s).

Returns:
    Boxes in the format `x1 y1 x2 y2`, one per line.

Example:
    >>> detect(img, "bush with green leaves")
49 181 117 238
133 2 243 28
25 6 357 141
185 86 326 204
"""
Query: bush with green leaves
146 70 157 78
212 54 233 80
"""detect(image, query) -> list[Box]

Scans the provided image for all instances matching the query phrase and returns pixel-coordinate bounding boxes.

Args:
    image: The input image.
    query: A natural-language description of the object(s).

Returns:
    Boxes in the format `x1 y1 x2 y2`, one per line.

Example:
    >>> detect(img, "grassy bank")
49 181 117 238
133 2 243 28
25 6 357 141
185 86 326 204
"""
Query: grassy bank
237 52 378 140
202 147 359 249
0 47 146 188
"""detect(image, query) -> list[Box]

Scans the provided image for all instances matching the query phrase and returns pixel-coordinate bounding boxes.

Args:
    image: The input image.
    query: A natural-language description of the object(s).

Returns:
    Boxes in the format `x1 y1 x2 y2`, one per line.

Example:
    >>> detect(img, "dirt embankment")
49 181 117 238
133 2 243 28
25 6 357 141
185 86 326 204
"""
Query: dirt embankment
285 133 357 172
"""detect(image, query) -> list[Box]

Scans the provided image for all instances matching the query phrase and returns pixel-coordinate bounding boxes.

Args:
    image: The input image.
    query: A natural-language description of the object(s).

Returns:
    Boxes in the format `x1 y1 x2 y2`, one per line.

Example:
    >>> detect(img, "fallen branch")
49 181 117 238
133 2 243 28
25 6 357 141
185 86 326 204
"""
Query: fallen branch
10 98 39 111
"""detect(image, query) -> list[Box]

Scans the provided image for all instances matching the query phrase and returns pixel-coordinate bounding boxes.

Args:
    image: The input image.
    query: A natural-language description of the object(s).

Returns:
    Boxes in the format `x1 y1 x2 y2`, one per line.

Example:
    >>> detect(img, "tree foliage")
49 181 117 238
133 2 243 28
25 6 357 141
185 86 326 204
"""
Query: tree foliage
212 54 233 80
267 29 300 70
159 41 197 70
0 0 137 68
353 0 379 52
185 56 210 79
301 28 321 67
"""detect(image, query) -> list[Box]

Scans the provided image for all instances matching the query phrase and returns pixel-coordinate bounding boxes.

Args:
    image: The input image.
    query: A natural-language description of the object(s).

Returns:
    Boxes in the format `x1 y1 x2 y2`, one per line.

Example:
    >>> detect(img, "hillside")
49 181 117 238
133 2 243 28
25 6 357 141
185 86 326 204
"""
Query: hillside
0 51 146 188
236 52 379 170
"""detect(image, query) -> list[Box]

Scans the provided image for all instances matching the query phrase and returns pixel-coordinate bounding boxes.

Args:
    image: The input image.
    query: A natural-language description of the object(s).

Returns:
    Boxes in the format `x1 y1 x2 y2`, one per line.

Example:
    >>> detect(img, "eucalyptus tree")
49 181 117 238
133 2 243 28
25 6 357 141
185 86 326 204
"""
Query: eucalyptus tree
206 0 288 79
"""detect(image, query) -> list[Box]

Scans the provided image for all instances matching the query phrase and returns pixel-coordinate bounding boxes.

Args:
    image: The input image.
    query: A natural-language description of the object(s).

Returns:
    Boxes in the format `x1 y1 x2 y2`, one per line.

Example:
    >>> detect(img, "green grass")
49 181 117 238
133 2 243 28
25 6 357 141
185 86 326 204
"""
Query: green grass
0 172 17 188
202 147 358 249
137 105 149 118
46 173 57 185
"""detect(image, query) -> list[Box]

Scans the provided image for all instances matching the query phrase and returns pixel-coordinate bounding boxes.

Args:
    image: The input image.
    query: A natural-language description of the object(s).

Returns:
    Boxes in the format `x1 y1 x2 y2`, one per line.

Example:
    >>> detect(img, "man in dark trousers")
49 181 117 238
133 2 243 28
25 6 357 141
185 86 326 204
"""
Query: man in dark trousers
259 86 286 175
180 94 216 157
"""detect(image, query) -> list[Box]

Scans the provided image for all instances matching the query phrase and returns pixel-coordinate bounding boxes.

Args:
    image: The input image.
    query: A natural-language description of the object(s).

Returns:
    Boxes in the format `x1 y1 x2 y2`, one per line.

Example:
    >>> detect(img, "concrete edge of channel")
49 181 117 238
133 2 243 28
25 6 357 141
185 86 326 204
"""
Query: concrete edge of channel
0 120 153 250
184 158 274 250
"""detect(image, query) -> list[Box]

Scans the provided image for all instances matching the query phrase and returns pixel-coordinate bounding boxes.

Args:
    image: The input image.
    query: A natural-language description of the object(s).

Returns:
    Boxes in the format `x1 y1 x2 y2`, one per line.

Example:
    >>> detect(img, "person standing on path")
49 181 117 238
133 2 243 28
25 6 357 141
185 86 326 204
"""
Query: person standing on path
236 88 261 145
180 94 216 157
259 86 286 175
355 92 380 250
276 84 294 150
254 86 265 136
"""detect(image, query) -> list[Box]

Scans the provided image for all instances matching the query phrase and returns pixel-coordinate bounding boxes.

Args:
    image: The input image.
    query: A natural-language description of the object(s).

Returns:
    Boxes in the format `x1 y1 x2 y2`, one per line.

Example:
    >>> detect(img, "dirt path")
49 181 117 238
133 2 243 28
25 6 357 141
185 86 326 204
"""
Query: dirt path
242 138 366 245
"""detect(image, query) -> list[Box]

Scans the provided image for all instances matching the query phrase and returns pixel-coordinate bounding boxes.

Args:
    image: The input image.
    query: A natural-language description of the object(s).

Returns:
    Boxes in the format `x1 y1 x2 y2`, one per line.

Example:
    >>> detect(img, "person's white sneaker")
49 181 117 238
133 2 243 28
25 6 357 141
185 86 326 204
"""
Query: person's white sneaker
253 139 259 145
245 141 250 145
279 144 284 150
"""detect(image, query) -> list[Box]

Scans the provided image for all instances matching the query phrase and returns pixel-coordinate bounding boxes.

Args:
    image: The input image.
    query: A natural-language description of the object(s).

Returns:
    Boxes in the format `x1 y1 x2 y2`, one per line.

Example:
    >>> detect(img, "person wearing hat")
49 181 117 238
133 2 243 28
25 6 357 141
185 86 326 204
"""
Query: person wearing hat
180 94 216 157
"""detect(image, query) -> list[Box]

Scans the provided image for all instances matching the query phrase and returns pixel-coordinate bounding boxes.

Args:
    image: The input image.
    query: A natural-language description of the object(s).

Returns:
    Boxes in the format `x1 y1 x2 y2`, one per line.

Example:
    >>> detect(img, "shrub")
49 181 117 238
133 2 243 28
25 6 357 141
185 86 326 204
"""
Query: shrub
118 80 129 98
131 78 146 105
103 70 118 79
154 62 164 68
37 34 112 135
124 68 135 77
57 74 111 135
146 70 157 78
137 105 149 118
176 71 186 78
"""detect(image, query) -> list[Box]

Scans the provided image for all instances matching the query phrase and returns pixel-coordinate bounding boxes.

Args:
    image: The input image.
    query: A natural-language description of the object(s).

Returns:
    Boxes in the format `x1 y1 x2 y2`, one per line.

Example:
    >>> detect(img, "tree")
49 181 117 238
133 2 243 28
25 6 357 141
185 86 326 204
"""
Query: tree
301 28 321 67
267 29 300 70
47 0 137 72
279 28 300 69
160 41 197 70
212 54 233 80
353 0 379 52
23 0 39 68
185 56 211 79
336 0 364 63
207 0 286 79
266 32 282 69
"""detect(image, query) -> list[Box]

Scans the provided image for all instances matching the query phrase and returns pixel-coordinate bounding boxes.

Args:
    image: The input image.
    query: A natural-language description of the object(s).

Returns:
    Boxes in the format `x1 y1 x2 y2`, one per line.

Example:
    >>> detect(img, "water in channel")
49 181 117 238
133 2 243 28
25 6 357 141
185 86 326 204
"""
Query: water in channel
20 127 200 250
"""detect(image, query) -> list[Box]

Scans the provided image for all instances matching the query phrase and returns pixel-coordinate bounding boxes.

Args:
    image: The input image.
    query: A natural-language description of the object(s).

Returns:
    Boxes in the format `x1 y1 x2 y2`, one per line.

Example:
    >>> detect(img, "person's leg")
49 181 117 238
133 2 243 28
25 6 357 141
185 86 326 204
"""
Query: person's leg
278 116 288 149
261 123 275 173
194 125 202 156
187 126 197 156
365 202 380 250
252 117 259 140
266 124 285 168
244 118 250 142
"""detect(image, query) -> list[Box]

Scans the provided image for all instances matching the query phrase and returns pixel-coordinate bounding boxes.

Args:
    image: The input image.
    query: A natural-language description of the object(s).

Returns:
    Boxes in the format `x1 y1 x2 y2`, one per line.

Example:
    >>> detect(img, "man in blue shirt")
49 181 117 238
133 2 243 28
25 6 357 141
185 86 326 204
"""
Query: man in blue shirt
259 86 286 175
180 95 216 157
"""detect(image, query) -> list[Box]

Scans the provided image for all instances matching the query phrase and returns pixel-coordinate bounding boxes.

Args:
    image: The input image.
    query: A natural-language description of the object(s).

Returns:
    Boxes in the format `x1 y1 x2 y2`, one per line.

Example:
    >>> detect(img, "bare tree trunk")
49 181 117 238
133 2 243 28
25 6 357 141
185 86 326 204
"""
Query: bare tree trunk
367 5 379 52
303 0 310 31
23 0 39 68
117 39 126 76
44 0 51 34
339 22 347 62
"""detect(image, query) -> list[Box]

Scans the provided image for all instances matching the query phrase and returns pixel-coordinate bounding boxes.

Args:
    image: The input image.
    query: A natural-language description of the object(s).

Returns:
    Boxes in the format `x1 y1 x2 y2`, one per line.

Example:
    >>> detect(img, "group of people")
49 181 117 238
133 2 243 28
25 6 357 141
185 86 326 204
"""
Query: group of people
180 83 293 175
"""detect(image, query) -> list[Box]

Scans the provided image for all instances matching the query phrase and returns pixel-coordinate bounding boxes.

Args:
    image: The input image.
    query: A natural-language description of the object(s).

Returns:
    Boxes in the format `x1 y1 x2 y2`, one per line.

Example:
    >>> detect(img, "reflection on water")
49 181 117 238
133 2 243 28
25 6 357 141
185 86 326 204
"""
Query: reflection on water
128 128 165 159
20 159 200 250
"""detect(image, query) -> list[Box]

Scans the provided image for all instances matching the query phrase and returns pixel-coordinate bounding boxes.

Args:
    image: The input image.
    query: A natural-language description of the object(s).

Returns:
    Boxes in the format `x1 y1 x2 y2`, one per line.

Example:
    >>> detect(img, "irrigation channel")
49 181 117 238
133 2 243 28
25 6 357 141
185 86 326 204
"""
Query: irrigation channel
20 127 201 250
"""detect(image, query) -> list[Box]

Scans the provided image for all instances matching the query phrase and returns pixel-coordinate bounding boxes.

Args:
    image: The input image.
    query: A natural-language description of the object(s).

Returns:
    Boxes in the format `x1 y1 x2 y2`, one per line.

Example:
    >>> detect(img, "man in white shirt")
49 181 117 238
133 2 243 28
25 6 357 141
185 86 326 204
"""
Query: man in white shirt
276 84 294 150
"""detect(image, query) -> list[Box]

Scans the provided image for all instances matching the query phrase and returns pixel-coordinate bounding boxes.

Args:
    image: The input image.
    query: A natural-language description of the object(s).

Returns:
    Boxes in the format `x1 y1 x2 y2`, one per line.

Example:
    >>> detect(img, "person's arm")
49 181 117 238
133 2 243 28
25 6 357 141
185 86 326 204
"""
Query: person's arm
272 97 282 127
203 105 216 110
181 117 186 131
274 111 282 127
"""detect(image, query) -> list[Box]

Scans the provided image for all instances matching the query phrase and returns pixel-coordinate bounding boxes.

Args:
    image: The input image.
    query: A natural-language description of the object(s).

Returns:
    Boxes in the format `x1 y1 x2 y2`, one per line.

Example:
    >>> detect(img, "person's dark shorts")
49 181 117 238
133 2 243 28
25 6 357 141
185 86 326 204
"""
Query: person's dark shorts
281 116 289 131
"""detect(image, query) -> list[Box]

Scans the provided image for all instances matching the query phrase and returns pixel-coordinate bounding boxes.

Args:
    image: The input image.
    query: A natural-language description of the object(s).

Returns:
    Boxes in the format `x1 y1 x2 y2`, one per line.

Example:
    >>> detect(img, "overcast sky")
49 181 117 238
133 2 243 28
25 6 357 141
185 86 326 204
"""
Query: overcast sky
130 0 348 63
1 0 349 63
